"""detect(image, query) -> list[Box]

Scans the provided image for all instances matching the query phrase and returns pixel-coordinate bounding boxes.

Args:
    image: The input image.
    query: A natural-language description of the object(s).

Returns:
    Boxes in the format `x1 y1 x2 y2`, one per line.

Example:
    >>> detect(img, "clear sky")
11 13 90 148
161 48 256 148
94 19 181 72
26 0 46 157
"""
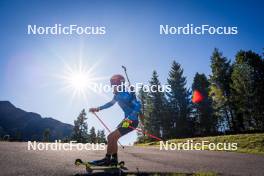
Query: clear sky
0 0 263 144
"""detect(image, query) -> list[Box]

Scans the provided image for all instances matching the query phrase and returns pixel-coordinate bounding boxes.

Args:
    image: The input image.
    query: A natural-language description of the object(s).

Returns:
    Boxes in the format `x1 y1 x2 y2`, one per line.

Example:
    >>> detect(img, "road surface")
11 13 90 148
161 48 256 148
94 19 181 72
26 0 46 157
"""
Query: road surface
0 142 263 175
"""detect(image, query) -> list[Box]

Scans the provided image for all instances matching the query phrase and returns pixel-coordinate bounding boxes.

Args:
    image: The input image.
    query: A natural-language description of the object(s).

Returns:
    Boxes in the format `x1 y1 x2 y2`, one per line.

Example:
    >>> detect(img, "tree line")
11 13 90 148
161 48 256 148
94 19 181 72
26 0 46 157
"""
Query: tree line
137 49 264 142
71 109 107 143
37 109 107 143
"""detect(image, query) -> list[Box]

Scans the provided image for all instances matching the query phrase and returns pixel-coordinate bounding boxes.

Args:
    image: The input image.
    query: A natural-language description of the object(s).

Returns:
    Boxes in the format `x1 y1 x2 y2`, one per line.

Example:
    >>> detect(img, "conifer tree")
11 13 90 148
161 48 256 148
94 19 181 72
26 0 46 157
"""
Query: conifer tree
167 61 191 137
231 50 264 130
89 126 97 143
209 49 235 131
144 71 167 139
192 73 215 135
43 128 50 142
99 130 107 143
72 109 88 143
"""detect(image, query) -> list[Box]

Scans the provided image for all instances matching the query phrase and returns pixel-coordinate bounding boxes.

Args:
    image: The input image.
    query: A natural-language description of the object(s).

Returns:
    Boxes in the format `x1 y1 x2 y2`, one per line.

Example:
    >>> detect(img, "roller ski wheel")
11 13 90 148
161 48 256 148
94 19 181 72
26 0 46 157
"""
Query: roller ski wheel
75 159 83 166
85 166 93 174
119 161 125 167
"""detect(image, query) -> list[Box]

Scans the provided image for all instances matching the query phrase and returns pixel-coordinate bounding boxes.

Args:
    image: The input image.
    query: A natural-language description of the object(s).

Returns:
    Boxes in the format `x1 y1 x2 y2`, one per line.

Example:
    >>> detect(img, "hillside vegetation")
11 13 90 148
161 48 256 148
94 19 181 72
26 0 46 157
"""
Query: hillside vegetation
137 133 264 154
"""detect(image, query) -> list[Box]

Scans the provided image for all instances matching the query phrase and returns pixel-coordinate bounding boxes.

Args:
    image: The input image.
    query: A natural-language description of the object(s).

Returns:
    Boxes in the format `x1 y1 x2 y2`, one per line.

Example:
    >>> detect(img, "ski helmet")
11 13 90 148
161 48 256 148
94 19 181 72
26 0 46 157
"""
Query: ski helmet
110 74 125 86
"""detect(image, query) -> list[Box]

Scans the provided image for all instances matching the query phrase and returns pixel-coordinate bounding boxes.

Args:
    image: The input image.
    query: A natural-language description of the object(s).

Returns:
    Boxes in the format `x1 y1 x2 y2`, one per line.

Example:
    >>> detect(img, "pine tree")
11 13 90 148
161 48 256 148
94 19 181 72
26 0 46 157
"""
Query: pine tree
209 48 235 131
192 73 215 135
96 130 100 143
99 130 107 144
231 50 264 130
89 127 97 143
43 128 50 142
95 130 107 143
72 109 88 143
167 61 191 138
144 71 167 140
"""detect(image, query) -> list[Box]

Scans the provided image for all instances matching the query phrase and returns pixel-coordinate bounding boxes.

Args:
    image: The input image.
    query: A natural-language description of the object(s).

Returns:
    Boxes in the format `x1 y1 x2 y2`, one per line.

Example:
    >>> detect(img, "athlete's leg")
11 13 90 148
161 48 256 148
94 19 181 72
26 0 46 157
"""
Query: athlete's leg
91 120 138 166
89 129 121 166
107 129 121 154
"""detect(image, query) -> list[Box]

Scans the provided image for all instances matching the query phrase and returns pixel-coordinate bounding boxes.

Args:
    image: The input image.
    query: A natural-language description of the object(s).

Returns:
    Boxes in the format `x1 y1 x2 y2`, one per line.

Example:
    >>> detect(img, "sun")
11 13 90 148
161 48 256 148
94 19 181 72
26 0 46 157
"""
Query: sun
68 70 89 92
55 59 108 101
59 63 93 99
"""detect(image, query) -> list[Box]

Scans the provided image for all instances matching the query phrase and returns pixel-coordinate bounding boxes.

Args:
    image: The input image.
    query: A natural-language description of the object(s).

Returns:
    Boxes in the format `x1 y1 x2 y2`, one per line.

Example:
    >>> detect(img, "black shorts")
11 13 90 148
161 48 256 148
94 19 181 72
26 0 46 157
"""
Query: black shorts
117 119 139 136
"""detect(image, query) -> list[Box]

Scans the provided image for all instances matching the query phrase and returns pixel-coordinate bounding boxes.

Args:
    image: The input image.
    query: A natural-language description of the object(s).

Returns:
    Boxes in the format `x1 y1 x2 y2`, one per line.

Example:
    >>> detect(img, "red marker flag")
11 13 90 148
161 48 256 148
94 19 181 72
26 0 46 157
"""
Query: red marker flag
192 90 204 103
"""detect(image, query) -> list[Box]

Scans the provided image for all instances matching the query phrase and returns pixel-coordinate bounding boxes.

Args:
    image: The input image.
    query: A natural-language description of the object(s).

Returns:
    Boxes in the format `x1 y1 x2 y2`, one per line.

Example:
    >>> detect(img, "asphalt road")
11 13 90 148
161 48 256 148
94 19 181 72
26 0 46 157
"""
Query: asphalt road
0 142 263 176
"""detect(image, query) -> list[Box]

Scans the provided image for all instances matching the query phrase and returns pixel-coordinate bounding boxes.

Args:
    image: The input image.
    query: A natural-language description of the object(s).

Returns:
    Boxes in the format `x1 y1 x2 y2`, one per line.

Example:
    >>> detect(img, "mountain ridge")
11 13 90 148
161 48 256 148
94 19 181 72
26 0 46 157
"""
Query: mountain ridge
0 101 73 141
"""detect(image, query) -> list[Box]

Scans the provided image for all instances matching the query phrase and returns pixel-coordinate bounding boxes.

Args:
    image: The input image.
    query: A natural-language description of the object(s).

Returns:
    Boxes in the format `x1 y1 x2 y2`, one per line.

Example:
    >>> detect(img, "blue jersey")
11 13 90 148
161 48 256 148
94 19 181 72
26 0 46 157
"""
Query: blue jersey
98 91 141 121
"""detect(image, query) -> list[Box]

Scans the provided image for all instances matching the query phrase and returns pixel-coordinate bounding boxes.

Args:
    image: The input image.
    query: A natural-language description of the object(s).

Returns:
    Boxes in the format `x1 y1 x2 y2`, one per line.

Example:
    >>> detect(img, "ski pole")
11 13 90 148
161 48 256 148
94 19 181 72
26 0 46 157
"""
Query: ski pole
122 65 131 86
128 126 162 141
122 65 137 97
121 65 145 124
92 112 125 149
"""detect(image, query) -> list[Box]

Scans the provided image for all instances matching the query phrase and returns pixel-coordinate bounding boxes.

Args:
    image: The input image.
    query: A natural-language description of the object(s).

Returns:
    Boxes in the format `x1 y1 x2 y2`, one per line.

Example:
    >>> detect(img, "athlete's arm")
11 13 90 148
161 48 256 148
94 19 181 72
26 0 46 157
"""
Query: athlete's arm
98 98 117 111
89 96 117 113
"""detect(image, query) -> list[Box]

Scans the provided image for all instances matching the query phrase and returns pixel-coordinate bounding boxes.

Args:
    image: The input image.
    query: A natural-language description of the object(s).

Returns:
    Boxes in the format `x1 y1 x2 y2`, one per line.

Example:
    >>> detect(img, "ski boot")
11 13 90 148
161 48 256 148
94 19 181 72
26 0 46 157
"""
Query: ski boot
110 153 118 166
89 154 111 166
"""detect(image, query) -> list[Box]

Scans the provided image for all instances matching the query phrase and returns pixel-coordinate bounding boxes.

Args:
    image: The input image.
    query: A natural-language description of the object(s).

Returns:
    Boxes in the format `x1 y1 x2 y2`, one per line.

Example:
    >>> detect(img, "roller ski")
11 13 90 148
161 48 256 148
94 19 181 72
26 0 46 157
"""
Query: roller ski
75 158 126 174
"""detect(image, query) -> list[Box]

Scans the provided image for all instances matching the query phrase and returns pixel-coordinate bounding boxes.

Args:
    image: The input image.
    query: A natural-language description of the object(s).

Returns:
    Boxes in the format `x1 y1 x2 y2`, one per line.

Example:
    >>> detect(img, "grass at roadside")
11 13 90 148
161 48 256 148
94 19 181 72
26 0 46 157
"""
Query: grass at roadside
136 133 264 154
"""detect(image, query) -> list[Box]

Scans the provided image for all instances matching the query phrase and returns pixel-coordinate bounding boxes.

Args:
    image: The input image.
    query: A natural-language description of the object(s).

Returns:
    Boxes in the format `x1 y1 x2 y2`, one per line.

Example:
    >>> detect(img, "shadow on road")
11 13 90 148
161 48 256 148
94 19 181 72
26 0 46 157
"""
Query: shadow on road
74 172 196 176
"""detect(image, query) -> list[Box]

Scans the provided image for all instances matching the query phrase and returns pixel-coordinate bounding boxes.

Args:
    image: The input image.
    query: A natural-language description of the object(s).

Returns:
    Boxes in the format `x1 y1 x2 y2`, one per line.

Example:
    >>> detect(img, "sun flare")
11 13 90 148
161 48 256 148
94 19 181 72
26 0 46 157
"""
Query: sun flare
60 63 93 99
55 59 108 101
68 71 89 92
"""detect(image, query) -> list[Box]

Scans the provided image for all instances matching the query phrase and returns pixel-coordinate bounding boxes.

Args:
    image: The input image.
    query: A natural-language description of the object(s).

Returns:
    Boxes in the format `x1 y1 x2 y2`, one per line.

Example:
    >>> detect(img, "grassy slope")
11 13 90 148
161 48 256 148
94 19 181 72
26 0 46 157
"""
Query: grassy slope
137 133 264 154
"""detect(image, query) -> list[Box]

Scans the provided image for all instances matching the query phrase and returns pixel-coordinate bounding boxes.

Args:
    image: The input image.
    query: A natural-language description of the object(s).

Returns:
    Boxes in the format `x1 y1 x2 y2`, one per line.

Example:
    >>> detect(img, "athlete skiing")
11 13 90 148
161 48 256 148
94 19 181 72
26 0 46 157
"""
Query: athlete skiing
89 74 141 166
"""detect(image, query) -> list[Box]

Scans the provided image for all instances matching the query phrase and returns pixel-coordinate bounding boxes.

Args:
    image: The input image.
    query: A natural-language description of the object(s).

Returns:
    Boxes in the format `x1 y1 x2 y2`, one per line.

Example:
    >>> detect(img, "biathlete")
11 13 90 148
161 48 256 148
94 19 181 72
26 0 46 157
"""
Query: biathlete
89 74 142 166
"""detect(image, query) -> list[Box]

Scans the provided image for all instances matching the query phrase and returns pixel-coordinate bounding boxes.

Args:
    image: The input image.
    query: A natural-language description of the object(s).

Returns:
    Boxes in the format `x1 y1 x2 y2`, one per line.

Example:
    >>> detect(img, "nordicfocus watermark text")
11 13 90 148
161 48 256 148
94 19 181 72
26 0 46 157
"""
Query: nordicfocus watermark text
27 140 238 151
27 140 106 151
87 82 171 93
160 140 238 151
160 24 238 35
27 24 106 35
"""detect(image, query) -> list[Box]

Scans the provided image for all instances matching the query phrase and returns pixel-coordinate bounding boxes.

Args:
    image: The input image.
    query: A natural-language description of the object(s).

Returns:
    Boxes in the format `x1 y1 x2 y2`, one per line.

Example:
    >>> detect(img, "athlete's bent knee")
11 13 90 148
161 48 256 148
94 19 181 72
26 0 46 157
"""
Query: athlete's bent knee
107 134 111 141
